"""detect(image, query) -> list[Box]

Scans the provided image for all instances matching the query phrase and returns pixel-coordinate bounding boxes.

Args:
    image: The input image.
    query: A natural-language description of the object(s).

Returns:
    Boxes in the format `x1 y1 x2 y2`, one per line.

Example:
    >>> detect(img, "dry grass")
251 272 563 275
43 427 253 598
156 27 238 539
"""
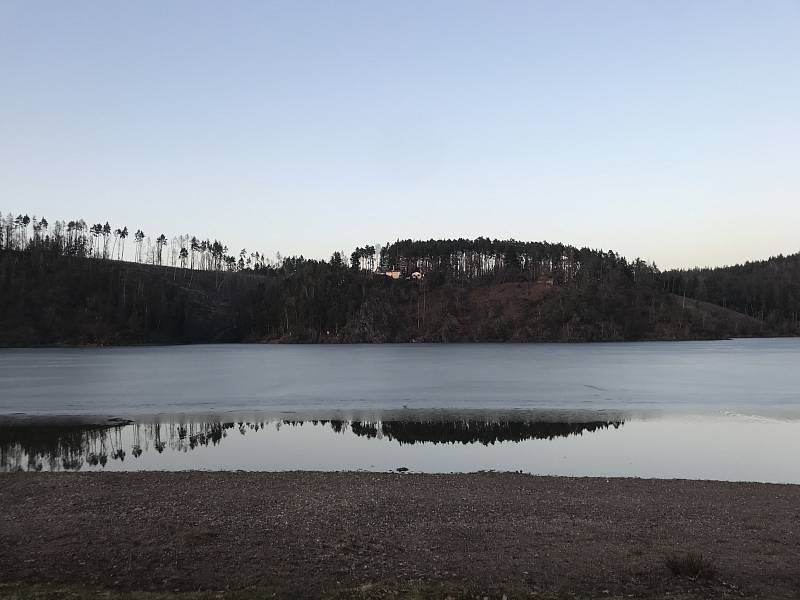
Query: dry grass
665 552 716 579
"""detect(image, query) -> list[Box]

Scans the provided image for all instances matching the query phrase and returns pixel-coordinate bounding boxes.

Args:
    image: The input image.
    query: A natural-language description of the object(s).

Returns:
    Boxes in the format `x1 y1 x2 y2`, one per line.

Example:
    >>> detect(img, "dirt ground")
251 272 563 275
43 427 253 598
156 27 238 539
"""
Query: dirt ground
1 473 799 599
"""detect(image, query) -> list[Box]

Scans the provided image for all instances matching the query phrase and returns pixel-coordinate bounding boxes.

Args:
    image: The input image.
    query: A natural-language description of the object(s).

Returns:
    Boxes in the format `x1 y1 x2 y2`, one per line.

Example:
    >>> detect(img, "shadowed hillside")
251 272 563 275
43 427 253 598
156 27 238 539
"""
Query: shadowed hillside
0 237 774 345
664 253 800 335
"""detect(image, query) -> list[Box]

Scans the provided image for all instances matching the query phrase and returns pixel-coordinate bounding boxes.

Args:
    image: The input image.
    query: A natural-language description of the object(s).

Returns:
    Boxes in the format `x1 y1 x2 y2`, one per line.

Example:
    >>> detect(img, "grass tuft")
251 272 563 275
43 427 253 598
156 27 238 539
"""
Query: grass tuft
664 551 716 579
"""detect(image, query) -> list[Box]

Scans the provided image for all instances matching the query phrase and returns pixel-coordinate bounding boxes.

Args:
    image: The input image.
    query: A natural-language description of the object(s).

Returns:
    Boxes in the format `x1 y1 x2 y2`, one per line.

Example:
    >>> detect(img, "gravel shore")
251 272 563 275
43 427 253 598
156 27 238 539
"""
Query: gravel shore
2 473 799 599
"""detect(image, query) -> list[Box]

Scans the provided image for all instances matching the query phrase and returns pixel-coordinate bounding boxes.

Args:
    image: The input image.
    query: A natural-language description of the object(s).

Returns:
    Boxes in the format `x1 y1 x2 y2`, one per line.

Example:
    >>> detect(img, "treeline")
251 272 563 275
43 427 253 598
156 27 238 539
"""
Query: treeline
0 211 788 345
0 212 272 271
2 211 663 287
379 237 660 287
663 253 800 334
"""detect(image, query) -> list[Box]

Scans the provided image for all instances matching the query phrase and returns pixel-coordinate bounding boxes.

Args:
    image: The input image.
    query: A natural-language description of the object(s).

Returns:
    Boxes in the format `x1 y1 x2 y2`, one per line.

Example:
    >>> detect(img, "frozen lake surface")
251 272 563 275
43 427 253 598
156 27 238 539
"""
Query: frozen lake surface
2 339 799 481
1 338 799 417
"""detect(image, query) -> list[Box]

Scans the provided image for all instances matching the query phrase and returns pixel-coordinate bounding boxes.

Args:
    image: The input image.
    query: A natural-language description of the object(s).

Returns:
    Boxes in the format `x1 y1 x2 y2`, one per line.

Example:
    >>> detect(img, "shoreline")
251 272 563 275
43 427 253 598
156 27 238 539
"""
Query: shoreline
2 472 799 599
4 334 797 349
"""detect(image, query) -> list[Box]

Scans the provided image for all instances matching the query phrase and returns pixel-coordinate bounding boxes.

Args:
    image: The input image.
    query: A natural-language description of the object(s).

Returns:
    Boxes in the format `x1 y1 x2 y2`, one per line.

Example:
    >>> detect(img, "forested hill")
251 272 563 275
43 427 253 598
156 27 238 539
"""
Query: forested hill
0 231 785 345
663 252 800 335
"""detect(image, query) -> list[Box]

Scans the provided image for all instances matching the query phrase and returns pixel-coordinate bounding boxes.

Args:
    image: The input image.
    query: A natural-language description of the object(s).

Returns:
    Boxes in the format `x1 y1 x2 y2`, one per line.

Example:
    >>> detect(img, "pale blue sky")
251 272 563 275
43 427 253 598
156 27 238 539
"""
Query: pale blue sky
1 1 798 268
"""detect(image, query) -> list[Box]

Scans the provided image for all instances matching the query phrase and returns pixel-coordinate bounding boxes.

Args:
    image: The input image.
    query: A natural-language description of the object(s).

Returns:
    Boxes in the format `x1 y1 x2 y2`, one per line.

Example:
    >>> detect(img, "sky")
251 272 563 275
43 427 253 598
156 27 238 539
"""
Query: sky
1 1 798 269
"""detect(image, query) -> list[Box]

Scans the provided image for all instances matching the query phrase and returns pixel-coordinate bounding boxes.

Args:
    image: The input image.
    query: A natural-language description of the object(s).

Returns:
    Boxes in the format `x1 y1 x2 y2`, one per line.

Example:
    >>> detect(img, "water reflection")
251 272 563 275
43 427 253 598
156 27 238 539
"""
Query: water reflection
0 418 622 472
0 423 124 471
347 419 621 445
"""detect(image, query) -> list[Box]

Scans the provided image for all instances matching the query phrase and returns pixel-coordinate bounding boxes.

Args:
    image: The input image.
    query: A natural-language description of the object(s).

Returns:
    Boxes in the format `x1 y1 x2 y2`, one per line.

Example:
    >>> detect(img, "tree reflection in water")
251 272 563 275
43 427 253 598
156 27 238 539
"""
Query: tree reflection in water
0 418 623 472
348 419 621 445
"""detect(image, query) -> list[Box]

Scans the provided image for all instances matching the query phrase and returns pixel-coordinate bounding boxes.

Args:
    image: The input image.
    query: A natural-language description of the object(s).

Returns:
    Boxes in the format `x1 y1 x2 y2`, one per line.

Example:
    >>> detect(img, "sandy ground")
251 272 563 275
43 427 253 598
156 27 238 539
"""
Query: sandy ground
1 472 799 599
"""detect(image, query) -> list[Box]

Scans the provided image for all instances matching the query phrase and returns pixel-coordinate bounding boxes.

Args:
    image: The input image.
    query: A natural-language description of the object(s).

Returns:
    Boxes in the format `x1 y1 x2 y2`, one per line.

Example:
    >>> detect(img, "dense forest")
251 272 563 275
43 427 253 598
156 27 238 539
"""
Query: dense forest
0 211 794 345
663 254 800 334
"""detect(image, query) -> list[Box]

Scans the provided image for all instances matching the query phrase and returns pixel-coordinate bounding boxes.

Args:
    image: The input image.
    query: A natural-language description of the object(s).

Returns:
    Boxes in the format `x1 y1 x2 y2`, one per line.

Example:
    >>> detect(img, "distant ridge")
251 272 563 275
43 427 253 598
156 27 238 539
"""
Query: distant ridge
2 232 793 346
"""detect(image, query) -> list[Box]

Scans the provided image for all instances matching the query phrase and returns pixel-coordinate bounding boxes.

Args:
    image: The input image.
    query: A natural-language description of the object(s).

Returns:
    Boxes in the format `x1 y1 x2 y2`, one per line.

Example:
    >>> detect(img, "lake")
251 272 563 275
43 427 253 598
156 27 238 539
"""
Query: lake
2 339 800 481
